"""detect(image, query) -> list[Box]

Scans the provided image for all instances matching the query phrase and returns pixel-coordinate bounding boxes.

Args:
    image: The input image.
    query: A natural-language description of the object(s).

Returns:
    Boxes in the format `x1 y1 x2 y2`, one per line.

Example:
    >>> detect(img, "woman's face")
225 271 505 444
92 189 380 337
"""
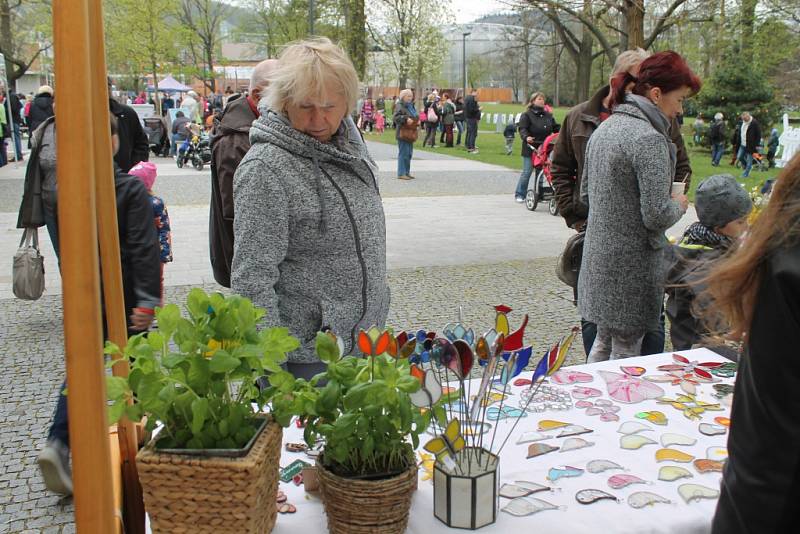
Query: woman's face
402 93 413 103
285 90 349 143
532 95 545 107
649 85 691 120
717 216 749 240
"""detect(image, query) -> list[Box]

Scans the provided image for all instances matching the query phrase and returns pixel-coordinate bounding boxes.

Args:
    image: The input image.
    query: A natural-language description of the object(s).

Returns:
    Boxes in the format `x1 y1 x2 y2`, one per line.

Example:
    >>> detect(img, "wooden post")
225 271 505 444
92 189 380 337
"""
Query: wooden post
87 1 147 532
53 0 116 532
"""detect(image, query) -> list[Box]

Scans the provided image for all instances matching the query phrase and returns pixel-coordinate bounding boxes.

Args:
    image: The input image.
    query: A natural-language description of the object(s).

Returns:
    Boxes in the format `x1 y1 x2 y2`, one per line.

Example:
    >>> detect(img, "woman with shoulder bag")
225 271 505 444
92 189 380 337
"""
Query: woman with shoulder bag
393 89 418 180
422 93 439 148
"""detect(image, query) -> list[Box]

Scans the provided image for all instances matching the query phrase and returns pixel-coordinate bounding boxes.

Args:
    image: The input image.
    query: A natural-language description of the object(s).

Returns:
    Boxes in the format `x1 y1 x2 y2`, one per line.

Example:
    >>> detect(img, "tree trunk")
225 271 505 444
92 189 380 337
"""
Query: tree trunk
575 23 593 102
151 59 161 116
624 0 645 50
739 0 756 63
345 0 366 79
0 0 16 83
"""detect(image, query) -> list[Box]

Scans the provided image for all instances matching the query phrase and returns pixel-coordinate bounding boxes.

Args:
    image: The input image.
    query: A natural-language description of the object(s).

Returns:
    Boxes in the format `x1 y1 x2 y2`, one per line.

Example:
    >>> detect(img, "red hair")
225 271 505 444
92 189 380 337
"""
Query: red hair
608 50 701 109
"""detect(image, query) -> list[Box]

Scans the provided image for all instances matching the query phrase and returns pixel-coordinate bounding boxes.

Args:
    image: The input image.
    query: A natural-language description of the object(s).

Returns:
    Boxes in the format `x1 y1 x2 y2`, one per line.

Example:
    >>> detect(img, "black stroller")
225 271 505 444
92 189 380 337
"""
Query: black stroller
143 117 170 157
176 130 212 171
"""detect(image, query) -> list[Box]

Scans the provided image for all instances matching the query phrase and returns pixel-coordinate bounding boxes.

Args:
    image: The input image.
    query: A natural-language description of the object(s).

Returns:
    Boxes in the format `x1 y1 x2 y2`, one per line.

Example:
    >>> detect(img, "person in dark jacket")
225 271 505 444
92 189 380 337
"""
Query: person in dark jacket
9 90 23 161
454 95 465 145
36 115 161 496
767 127 780 168
708 112 726 166
27 86 54 135
514 92 558 202
707 153 800 534
170 111 190 157
732 111 761 178
463 89 481 153
665 174 751 352
394 88 418 180
109 90 149 173
209 59 277 288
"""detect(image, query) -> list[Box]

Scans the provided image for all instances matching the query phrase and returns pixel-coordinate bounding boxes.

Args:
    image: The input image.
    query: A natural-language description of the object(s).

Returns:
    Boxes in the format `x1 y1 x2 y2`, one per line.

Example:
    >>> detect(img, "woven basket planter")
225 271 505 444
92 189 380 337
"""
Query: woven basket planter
137 420 282 534
317 457 418 534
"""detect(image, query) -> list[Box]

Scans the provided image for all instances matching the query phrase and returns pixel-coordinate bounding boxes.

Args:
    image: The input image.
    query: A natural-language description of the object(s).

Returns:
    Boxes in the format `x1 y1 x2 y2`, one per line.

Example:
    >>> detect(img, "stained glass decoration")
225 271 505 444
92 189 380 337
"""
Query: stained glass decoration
539 420 571 431
617 421 653 435
487 405 526 421
547 466 584 483
620 434 658 450
408 368 443 408
551 369 594 385
499 481 554 499
678 483 720 504
658 466 693 482
586 459 625 474
597 370 665 404
608 474 647 490
712 384 734 398
519 385 572 412
424 419 466 471
462 421 492 437
635 411 668 426
557 424 593 438
620 366 646 377
627 491 672 509
514 378 532 387
657 394 723 420
527 443 559 459
517 431 551 445
655 448 695 463
709 361 737 378
559 437 595 452
575 489 618 505
714 416 731 427
577 400 621 422
694 459 725 474
571 386 603 399
699 423 727 436
660 433 697 448
704 448 727 462
357 327 391 357
418 452 435 481
501 497 561 516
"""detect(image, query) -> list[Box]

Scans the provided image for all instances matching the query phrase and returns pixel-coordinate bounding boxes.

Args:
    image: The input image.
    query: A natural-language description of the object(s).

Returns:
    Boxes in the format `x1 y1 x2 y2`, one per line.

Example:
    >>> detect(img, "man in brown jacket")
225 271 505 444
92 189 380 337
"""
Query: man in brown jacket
209 59 277 287
550 49 692 358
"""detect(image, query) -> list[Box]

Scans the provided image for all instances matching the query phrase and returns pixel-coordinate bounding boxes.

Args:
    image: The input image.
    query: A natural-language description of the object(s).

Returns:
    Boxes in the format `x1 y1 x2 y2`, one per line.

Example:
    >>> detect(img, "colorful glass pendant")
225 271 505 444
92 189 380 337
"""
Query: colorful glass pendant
557 424 593 438
527 443 559 459
678 483 720 504
699 423 727 436
657 394 723 420
620 366 646 377
620 434 657 450
655 448 695 463
635 411 668 426
551 369 594 385
597 370 665 404
627 491 671 509
517 431 551 444
502 497 561 516
608 474 647 489
617 421 652 435
586 459 624 474
658 466 693 482
499 481 553 498
694 459 725 474
547 466 584 483
571 386 603 399
709 361 737 378
514 378 532 387
714 416 731 427
576 489 618 505
706 446 728 461
575 400 593 408
539 419 571 431
560 437 595 452
660 433 697 447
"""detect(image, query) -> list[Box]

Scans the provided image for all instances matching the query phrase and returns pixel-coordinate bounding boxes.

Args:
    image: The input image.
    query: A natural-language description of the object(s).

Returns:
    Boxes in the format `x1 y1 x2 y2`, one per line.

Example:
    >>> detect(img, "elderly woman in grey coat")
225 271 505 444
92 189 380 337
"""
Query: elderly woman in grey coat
232 38 390 379
579 51 700 361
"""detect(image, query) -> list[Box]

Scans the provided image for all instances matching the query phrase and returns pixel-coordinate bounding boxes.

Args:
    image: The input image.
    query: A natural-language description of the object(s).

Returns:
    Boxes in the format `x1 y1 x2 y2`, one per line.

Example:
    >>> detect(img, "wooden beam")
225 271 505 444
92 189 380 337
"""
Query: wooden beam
86 1 147 532
53 0 116 531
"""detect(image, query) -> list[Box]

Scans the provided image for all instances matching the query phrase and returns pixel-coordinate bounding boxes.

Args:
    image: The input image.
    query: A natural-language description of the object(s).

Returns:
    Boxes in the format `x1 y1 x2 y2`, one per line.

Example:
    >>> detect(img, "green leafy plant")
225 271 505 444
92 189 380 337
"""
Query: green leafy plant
292 332 433 478
105 288 300 450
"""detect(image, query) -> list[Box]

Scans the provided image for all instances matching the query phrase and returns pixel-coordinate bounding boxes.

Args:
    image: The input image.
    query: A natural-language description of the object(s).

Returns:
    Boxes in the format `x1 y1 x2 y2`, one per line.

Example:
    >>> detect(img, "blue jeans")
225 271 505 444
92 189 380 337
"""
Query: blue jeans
48 381 70 447
515 156 534 199
397 140 413 176
170 134 186 156
12 122 22 160
455 120 464 144
581 310 666 359
737 146 753 177
711 142 724 166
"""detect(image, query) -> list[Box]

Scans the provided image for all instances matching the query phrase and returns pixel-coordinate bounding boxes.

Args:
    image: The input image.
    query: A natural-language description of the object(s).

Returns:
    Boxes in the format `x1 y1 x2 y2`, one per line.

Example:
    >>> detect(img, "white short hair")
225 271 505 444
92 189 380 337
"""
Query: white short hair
714 112 724 121
612 48 650 76
264 37 359 114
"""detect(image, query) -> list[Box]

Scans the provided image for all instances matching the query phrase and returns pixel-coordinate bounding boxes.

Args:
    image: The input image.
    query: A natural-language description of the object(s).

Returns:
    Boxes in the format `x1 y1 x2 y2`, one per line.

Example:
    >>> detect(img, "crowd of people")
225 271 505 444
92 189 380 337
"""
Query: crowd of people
13 37 800 533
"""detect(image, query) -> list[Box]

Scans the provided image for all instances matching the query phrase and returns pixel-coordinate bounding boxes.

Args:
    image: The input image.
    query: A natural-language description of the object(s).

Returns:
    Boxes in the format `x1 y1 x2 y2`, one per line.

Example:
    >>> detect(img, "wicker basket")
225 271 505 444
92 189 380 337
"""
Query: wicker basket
137 421 282 534
317 458 418 534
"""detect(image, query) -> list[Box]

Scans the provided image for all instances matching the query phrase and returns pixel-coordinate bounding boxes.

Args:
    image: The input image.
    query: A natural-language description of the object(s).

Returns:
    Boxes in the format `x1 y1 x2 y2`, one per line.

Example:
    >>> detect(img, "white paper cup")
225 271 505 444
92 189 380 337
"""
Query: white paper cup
671 182 685 196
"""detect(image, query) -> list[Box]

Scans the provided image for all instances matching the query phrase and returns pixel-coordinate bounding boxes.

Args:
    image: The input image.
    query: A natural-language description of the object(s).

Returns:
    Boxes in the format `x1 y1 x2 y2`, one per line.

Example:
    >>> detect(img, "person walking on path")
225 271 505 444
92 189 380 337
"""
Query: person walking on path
732 111 761 178
209 59 278 288
463 89 481 153
394 88 418 180
514 92 558 202
709 112 726 166
578 50 698 361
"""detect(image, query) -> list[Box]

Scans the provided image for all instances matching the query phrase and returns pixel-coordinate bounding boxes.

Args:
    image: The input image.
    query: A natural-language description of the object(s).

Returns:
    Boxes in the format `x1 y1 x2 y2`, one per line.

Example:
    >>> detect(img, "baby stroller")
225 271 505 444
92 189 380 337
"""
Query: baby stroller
143 116 169 157
525 132 560 216
176 128 212 171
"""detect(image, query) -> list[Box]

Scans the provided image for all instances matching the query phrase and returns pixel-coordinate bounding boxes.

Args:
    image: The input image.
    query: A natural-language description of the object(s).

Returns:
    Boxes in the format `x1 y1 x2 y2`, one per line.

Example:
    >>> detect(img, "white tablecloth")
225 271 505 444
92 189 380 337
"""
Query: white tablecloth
272 348 733 534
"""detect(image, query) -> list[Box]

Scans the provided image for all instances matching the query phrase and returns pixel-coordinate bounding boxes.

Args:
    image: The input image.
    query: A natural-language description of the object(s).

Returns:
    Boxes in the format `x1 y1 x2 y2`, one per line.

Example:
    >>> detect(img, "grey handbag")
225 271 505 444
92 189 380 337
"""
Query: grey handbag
13 227 45 300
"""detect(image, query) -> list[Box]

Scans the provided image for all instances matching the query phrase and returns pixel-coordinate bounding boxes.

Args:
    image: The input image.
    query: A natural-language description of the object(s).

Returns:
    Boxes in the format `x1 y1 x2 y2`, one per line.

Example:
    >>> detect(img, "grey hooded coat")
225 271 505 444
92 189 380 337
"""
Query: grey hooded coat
577 103 685 334
232 112 390 363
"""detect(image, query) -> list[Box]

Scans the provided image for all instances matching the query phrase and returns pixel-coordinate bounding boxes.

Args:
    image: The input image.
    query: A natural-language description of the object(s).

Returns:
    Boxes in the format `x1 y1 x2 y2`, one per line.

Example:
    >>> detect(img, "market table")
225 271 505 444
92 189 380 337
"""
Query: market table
272 348 734 534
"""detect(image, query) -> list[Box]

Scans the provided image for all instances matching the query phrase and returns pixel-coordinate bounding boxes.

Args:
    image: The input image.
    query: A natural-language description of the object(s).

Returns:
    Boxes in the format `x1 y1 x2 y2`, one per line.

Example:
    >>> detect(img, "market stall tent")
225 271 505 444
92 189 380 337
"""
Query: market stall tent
153 75 192 93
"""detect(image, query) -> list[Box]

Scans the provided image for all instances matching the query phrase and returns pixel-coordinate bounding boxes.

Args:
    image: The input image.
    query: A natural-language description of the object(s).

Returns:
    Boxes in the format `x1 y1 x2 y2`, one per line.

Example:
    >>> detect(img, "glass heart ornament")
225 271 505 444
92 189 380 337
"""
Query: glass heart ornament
586 459 624 474
597 370 665 404
499 481 553 498
620 434 658 450
547 466 584 483
527 443 559 459
551 369 594 385
575 489 618 505
608 474 648 490
678 483 720 504
560 437 594 452
658 466 693 482
502 497 562 516
617 421 653 435
660 433 697 447
655 448 695 463
627 491 672 509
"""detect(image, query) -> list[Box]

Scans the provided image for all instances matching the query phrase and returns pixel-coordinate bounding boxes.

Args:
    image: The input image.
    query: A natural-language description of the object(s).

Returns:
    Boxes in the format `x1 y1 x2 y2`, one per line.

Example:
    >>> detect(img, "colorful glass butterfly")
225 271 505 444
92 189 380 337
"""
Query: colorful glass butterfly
424 418 466 471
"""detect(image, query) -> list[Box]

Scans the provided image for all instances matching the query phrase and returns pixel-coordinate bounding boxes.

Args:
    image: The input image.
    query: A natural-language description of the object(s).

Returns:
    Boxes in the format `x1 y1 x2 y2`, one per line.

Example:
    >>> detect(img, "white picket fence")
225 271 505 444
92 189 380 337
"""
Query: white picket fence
777 113 800 168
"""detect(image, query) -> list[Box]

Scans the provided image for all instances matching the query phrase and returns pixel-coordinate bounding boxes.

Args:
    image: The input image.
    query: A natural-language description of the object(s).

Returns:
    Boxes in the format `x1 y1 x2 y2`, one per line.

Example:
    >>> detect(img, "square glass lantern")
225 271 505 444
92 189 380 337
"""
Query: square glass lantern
433 447 499 530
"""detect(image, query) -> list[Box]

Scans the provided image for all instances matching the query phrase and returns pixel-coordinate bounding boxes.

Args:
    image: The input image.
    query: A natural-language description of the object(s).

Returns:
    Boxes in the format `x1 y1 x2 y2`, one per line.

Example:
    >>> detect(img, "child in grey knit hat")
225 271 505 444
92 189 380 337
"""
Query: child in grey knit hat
665 174 752 355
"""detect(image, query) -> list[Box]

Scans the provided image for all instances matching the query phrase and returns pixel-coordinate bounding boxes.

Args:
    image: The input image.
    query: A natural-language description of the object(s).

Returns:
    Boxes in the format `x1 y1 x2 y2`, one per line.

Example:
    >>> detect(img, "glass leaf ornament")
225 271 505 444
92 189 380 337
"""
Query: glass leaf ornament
709 361 737 378
557 424 593 438
699 423 727 436
547 466 584 483
660 433 697 447
423 419 466 471
399 337 417 359
658 466 693 482
608 474 647 490
408 368 443 408
694 459 725 474
571 386 603 399
517 431 551 444
706 446 728 461
357 327 391 357
324 331 346 360
712 384 734 399
499 481 553 499
657 394 723 420
586 459 624 474
514 378 532 387
635 411 668 426
539 419 571 431
627 491 672 509
620 434 658 450
597 370 665 404
678 484 720 504
576 489 618 505
487 405 526 421
655 448 695 463
468 333 505 421
560 437 595 452
501 346 534 382
452 339 474 378
617 421 653 435
501 497 561 516
714 416 731 427
527 443 559 458
551 369 594 385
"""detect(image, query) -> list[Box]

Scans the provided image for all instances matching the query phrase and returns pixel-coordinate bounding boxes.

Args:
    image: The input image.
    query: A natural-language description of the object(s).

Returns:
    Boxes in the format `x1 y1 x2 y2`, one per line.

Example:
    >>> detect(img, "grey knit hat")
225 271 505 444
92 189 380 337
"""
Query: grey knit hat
695 174 752 228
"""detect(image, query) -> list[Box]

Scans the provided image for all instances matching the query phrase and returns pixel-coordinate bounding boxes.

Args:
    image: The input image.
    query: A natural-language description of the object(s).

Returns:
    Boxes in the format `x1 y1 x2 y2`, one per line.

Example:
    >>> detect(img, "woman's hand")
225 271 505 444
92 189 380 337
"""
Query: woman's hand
672 192 689 212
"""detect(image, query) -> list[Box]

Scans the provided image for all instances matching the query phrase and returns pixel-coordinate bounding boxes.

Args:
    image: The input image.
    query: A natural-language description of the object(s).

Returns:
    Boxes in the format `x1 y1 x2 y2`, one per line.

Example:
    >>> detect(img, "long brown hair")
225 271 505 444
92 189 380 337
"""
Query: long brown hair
706 153 800 337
